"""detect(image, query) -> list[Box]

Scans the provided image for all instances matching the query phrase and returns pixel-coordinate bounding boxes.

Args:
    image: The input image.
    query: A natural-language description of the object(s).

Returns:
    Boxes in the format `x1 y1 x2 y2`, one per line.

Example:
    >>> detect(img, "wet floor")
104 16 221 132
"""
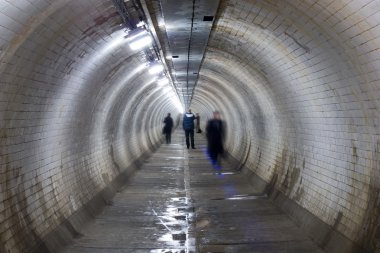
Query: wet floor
62 130 324 253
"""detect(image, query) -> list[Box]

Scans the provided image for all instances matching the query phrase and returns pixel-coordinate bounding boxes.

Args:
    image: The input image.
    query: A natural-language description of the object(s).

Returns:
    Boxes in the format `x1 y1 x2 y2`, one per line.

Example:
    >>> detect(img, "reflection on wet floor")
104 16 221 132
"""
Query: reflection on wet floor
62 129 324 253
149 250 186 253
151 197 194 248
210 193 268 201
165 157 186 160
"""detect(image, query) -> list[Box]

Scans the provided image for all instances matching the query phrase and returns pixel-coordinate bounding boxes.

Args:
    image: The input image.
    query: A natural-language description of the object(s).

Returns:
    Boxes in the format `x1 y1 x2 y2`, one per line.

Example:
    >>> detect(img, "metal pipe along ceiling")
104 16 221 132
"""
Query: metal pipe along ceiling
159 0 220 108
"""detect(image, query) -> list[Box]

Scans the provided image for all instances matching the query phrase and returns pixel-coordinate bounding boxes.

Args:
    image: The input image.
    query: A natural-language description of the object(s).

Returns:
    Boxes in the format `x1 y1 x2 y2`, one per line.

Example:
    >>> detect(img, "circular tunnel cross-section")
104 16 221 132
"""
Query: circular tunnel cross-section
0 1 380 253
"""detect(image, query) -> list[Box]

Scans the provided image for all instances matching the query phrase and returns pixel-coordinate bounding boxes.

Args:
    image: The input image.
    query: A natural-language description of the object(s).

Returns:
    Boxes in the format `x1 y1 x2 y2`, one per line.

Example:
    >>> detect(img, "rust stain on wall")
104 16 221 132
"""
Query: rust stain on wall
294 185 304 202
265 147 288 197
359 139 380 252
289 167 301 193
0 155 53 252
110 144 121 173
3 158 37 252
360 186 380 252
294 158 306 202
102 173 110 185
81 12 120 39
266 147 306 203
280 152 301 196
254 147 262 172
265 173 278 197
321 211 343 249
0 128 7 139
352 140 359 164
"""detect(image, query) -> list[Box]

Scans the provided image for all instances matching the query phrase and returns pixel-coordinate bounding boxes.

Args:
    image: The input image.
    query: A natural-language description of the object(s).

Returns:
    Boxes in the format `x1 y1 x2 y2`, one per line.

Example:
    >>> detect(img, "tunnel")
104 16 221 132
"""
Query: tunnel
1 0 380 252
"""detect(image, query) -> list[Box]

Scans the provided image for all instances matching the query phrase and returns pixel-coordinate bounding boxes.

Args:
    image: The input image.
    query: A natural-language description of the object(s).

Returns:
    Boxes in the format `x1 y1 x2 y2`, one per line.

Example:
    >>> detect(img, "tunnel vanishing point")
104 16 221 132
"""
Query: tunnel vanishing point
1 0 380 252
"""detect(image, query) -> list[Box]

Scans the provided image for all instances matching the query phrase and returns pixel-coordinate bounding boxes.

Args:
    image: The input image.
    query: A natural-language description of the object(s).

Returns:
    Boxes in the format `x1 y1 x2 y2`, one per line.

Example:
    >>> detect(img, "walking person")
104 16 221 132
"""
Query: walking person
183 109 196 149
206 111 225 165
163 113 174 144
195 113 202 133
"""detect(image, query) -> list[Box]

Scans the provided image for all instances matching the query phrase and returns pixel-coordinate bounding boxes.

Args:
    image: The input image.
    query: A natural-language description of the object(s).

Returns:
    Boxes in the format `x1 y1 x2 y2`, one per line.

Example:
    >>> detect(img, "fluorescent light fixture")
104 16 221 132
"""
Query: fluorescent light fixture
149 64 164 74
149 76 158 84
158 19 165 27
125 29 146 41
162 87 172 93
135 63 147 73
129 35 152 50
166 55 172 60
125 29 153 50
157 78 169 86
136 21 145 28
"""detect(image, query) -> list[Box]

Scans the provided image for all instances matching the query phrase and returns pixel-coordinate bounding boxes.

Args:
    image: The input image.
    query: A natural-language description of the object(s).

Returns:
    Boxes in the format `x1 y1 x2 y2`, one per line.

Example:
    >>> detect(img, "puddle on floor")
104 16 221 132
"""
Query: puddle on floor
201 172 239 176
211 193 267 201
149 249 187 253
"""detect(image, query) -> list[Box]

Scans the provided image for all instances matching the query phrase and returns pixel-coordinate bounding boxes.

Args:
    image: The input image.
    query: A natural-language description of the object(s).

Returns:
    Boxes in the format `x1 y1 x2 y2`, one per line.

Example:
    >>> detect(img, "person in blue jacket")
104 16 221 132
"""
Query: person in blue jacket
183 109 196 149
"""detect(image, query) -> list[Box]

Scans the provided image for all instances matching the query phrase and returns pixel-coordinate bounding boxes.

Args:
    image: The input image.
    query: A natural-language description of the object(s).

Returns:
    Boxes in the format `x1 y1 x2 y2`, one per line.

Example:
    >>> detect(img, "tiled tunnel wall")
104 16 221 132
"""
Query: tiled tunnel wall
191 0 380 252
0 0 380 253
0 1 181 252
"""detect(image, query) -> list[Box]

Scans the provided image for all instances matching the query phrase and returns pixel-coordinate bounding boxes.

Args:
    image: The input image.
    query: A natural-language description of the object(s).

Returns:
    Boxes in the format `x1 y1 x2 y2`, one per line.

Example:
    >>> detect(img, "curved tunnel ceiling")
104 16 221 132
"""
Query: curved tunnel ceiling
1 0 380 252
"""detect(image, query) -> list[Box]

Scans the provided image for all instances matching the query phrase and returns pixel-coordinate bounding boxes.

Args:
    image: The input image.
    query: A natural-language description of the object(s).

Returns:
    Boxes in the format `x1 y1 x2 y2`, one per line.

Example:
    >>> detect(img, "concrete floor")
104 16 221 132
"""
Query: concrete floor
62 130 324 253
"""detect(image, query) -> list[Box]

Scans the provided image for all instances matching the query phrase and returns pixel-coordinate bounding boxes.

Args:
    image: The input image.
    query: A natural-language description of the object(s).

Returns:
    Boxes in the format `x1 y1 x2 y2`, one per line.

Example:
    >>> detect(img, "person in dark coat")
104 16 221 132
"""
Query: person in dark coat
183 109 196 149
206 111 225 165
195 113 201 133
163 113 174 144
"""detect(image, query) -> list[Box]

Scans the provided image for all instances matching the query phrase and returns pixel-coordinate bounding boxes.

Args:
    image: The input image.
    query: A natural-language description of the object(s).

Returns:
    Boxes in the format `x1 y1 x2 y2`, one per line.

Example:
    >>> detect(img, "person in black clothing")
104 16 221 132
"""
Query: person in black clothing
206 111 225 165
195 113 201 133
163 113 174 144
183 109 196 149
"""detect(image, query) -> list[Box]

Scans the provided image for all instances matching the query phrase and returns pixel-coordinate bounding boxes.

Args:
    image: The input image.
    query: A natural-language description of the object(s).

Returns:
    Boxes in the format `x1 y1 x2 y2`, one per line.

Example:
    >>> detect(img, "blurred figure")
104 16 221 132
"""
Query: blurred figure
195 113 202 133
163 113 174 144
183 109 196 149
206 111 225 165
